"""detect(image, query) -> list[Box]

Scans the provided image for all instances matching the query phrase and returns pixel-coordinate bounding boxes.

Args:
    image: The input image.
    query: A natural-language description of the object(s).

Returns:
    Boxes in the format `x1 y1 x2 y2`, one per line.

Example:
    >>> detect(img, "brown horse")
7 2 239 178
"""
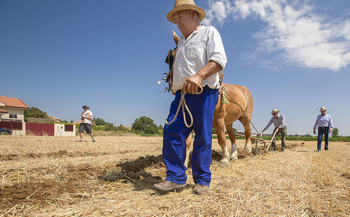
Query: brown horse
164 31 253 166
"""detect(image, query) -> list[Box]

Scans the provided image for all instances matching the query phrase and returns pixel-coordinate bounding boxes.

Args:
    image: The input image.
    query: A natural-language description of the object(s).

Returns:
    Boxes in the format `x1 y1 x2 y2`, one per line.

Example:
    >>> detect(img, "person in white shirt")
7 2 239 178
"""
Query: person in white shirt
78 105 95 142
154 0 227 195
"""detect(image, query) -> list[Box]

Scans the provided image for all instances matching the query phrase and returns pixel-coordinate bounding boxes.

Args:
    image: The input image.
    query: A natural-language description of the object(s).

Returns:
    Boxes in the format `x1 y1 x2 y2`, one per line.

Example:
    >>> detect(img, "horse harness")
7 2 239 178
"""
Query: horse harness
163 47 260 135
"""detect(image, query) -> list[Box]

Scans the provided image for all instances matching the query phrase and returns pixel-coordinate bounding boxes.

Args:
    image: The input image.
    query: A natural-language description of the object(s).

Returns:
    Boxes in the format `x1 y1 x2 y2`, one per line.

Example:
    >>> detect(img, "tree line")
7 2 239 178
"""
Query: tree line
24 107 343 137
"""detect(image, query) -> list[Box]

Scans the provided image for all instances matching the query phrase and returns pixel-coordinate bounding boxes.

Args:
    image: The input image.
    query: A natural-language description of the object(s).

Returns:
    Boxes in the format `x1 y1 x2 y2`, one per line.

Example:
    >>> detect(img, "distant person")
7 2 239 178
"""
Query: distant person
313 107 333 151
78 105 95 142
260 109 287 152
153 0 227 195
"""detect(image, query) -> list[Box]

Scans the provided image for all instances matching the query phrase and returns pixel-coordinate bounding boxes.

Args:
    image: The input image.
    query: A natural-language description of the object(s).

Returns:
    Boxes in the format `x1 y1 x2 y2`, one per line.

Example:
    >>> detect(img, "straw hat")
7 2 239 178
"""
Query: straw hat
320 107 327 111
270 109 280 114
166 0 206 23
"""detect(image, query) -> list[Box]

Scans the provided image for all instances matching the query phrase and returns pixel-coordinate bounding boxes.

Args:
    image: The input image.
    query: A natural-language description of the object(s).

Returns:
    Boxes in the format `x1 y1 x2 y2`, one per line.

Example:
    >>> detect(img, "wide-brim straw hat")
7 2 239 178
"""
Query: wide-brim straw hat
271 109 280 114
320 107 327 111
166 0 206 23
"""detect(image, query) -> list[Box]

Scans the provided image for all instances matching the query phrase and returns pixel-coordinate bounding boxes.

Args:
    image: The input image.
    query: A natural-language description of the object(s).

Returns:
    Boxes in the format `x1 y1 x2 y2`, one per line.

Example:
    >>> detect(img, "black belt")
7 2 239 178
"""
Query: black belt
318 126 329 128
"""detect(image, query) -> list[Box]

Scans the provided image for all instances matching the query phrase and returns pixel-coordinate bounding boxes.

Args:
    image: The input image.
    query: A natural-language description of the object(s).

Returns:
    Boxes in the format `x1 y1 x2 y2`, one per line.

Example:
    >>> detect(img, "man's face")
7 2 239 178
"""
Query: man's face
173 10 196 37
272 113 278 118
321 110 326 115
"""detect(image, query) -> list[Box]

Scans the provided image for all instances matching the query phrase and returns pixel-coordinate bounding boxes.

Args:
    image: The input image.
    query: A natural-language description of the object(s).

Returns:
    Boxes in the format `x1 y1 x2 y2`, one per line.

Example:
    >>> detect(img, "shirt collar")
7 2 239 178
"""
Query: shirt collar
182 25 204 42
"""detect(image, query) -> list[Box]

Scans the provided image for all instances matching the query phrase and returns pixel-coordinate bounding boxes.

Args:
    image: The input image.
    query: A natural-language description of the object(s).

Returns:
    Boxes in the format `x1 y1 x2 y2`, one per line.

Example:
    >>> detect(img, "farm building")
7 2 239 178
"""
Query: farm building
0 96 29 122
0 96 75 136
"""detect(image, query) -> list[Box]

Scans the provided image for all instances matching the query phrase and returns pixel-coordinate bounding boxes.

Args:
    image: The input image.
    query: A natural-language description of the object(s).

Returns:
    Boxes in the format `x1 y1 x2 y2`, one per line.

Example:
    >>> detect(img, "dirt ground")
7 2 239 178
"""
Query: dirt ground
0 135 349 216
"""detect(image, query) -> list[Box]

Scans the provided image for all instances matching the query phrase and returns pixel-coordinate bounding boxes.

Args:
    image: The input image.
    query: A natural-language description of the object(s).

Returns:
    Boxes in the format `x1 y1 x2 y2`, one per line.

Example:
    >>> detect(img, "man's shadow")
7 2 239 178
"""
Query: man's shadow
98 151 223 193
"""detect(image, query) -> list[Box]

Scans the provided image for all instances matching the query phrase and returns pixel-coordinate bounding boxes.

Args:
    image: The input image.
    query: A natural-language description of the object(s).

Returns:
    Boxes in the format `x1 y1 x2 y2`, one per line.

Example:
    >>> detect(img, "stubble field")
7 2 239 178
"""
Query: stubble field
0 135 349 216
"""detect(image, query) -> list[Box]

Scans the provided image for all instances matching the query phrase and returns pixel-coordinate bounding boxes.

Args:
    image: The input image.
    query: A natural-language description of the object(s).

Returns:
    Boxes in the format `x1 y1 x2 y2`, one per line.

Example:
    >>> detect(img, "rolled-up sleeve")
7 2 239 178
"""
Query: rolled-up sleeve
207 27 227 71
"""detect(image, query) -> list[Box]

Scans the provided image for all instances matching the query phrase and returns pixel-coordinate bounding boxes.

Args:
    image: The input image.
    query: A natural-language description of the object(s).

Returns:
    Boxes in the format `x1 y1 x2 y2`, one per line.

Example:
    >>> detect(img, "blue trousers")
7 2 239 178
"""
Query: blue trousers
317 127 329 150
163 86 218 186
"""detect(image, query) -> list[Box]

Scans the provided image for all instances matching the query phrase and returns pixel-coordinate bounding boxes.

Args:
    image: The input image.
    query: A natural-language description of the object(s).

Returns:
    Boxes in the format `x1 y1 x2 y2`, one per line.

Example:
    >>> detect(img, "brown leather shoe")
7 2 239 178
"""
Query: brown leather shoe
153 181 186 191
193 184 209 194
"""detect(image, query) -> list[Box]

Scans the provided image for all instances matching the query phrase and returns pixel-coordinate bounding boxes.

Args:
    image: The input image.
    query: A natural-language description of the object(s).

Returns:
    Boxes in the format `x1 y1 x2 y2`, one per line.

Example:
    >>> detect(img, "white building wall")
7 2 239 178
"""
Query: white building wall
54 124 75 136
12 124 26 136
0 108 25 122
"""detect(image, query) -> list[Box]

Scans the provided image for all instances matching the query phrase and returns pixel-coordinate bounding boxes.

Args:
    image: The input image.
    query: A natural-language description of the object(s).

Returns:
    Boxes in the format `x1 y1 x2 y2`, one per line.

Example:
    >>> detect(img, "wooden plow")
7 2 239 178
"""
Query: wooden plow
235 131 277 154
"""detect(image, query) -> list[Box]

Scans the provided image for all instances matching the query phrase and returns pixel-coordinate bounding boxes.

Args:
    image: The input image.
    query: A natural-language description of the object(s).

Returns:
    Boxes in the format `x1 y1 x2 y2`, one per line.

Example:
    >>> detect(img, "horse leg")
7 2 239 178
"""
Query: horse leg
226 123 238 161
184 130 193 168
213 119 230 167
239 116 252 155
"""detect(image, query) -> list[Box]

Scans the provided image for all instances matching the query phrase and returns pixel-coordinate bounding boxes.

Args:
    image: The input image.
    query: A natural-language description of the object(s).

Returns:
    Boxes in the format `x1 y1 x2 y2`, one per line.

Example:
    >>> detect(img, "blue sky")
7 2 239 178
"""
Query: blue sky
1 0 349 136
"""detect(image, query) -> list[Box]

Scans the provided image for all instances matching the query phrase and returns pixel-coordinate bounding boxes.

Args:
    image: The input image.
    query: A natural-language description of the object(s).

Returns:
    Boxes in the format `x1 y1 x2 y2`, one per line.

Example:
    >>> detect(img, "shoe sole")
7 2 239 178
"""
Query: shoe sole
154 184 187 191
193 188 209 194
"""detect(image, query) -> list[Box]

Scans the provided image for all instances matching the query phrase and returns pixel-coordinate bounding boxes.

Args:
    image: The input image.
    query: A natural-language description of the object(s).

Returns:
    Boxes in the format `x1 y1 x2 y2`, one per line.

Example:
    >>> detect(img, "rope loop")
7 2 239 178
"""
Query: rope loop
165 86 203 128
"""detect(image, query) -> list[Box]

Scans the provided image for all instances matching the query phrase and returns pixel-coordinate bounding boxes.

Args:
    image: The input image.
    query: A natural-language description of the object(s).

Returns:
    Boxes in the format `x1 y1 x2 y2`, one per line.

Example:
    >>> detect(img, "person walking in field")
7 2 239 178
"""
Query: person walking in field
260 109 287 152
313 107 333 151
153 0 227 194
78 105 95 142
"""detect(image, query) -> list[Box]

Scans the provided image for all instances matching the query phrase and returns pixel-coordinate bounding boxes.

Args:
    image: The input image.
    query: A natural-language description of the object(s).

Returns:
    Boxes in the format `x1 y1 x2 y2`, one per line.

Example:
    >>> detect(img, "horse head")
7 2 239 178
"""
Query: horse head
159 31 180 93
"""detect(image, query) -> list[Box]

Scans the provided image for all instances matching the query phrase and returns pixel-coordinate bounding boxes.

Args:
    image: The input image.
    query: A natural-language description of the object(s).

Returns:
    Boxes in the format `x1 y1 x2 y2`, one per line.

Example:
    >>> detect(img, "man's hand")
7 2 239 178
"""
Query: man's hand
313 129 316 134
183 61 222 95
183 74 202 95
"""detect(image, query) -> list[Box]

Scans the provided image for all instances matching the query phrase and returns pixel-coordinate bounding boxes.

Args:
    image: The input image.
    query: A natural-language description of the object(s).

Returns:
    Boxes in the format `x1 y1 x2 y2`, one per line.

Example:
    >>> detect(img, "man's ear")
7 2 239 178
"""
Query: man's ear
191 10 198 20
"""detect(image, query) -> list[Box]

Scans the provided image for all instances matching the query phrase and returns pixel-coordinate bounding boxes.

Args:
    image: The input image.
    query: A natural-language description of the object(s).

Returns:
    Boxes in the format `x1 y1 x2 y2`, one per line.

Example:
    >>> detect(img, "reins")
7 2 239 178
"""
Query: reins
165 86 203 128
220 86 261 137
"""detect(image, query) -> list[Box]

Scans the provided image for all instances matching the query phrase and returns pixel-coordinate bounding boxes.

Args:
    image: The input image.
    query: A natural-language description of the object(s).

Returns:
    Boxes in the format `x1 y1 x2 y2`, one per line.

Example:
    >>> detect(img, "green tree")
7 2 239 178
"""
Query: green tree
95 117 107 126
24 107 48 118
104 122 117 131
132 116 159 134
332 128 339 137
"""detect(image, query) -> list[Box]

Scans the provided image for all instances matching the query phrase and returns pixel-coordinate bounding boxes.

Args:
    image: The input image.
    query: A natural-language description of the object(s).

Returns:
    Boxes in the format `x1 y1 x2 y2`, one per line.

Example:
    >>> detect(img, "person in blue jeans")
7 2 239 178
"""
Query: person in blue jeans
154 0 227 195
313 107 333 151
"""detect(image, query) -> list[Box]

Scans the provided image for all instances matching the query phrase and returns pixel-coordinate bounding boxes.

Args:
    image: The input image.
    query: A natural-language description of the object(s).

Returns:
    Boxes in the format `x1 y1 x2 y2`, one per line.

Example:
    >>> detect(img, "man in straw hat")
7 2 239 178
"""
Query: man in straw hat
313 107 333 151
154 0 227 194
260 109 287 152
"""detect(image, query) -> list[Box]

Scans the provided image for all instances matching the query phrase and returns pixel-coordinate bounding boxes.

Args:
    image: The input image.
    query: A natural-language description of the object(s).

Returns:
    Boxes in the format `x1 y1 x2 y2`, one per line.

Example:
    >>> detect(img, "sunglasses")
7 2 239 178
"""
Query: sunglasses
272 113 278 115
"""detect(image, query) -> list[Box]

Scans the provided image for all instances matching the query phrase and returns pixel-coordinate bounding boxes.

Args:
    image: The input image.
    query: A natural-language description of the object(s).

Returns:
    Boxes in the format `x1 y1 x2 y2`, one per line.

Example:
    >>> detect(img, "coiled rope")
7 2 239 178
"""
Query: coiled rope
165 86 203 128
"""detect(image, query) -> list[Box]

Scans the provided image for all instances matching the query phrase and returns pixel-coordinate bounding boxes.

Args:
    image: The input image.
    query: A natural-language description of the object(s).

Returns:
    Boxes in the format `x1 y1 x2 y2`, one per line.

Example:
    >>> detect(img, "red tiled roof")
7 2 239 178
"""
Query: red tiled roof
0 96 29 109
0 109 8 113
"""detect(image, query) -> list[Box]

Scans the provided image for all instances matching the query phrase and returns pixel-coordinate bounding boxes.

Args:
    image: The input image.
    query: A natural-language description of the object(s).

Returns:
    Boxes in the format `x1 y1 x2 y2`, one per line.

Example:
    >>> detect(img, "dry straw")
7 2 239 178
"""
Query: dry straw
0 135 349 216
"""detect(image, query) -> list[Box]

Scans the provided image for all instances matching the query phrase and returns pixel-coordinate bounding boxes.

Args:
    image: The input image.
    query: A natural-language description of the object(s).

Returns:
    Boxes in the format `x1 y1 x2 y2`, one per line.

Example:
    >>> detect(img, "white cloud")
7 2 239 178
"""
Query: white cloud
203 0 350 71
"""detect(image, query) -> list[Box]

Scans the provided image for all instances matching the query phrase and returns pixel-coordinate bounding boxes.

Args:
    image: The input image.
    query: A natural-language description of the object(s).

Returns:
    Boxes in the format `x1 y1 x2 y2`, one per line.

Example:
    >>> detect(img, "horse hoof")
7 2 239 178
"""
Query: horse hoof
245 146 252 155
219 159 230 167
230 151 238 161
231 156 238 161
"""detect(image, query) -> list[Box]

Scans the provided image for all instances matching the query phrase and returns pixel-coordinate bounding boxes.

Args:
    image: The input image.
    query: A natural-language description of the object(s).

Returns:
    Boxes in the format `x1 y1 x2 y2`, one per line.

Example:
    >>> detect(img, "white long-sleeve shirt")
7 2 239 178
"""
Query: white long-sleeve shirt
264 114 287 130
172 25 227 92
313 114 333 129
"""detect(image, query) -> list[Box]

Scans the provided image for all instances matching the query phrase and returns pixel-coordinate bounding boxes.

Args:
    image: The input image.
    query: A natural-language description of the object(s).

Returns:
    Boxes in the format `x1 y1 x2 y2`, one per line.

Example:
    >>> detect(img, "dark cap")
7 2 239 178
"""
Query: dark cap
82 105 89 109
